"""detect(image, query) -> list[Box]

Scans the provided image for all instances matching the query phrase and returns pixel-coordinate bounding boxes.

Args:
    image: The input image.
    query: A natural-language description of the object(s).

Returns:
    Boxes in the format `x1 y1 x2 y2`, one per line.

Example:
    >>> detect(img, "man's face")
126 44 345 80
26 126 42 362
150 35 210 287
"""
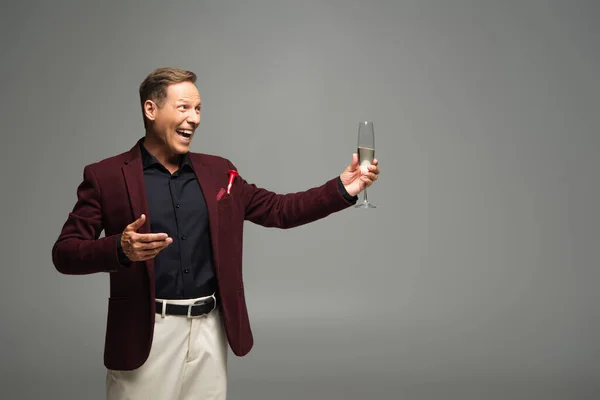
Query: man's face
146 81 201 155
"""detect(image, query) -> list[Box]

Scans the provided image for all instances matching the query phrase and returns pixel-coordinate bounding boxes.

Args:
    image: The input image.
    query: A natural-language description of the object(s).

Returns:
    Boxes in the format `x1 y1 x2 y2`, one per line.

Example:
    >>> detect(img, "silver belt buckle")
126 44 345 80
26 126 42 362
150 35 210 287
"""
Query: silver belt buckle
187 294 216 318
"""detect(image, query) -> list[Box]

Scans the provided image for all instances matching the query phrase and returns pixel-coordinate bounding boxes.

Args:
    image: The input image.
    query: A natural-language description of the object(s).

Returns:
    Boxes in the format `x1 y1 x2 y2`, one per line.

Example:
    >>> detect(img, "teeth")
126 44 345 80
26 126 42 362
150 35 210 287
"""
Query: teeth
176 130 192 140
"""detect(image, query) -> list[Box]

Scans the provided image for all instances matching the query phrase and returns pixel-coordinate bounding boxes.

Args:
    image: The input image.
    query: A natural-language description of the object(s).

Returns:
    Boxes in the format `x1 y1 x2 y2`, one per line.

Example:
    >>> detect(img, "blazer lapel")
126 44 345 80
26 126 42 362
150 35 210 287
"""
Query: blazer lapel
191 154 220 252
121 140 154 279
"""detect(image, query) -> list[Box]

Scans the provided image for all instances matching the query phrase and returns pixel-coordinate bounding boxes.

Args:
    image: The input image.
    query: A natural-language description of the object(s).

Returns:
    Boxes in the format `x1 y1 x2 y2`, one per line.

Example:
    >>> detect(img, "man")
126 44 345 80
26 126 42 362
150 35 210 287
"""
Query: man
52 67 380 399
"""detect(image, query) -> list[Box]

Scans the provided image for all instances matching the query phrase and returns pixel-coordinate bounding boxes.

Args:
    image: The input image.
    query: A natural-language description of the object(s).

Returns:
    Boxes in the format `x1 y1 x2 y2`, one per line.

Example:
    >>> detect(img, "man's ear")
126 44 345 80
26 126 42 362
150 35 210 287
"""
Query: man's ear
144 100 157 123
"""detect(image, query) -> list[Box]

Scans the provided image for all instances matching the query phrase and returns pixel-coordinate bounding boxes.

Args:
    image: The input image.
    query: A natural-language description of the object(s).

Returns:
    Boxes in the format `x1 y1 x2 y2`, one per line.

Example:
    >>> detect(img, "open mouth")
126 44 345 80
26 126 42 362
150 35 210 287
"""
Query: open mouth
176 129 193 140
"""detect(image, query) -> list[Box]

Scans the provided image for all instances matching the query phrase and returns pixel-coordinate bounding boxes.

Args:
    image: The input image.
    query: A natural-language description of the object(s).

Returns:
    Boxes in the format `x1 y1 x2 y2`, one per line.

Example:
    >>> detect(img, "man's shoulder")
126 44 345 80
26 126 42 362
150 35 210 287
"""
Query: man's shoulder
80 145 138 181
85 150 131 170
189 152 235 168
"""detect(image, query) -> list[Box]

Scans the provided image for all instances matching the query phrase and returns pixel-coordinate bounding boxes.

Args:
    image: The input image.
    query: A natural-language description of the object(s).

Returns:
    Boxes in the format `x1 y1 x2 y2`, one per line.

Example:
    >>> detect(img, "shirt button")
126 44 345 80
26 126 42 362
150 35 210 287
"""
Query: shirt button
184 268 190 273
176 204 180 208
181 235 186 240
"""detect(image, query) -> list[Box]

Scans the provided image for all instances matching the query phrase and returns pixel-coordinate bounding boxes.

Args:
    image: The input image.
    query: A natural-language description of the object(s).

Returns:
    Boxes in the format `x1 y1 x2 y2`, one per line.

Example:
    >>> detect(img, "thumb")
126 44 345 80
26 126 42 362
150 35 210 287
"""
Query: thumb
126 214 146 232
348 153 359 171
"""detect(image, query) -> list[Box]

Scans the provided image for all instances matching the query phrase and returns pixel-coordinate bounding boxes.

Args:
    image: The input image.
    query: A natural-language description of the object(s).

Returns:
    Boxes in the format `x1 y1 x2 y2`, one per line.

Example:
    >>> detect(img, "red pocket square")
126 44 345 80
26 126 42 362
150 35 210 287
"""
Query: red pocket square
216 188 226 201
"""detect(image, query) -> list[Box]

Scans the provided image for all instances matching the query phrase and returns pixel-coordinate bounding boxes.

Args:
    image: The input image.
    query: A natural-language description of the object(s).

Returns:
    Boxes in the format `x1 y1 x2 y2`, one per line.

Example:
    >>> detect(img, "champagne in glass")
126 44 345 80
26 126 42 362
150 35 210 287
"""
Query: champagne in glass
355 121 376 209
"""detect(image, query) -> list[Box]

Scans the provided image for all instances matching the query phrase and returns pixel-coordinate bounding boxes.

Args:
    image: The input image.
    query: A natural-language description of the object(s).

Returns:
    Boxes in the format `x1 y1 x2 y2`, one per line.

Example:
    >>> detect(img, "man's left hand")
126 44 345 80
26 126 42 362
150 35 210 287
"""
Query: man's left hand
340 153 380 197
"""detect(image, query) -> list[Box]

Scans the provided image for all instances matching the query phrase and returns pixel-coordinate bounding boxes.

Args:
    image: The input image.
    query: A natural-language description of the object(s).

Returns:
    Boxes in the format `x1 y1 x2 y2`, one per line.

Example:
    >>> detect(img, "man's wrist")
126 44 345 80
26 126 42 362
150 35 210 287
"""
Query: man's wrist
337 176 358 202
116 235 132 265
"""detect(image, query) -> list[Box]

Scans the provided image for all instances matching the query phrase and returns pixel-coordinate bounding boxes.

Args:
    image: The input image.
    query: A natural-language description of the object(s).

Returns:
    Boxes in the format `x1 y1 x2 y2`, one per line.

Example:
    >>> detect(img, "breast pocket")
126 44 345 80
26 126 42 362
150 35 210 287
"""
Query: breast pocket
216 194 243 248
217 194 234 211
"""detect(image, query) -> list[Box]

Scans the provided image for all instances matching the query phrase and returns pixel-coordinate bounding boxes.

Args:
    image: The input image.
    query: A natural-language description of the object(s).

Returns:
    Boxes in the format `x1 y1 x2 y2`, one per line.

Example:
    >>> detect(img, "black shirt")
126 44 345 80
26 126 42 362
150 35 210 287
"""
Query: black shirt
118 142 357 299
118 142 216 299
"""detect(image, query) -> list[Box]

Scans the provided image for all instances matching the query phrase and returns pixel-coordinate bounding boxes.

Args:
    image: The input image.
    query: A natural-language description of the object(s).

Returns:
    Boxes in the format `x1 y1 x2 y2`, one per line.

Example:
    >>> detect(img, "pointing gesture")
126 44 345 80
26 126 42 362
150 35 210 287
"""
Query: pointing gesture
120 214 172 262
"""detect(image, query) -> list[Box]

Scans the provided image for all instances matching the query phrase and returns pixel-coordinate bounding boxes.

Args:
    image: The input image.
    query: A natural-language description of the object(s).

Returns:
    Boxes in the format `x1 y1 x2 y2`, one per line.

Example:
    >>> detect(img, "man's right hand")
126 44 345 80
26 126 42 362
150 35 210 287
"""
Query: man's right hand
120 214 172 262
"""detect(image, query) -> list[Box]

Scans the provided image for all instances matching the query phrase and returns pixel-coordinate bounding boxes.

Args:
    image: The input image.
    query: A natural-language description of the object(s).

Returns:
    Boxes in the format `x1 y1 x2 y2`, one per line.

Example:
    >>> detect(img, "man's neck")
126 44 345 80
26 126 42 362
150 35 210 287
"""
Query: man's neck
142 133 182 173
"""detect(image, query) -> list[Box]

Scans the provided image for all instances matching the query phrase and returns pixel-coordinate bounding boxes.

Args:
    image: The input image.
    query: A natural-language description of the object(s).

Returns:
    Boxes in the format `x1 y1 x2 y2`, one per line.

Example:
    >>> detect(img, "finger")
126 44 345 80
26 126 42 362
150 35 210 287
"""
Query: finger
138 238 172 249
135 233 170 243
365 169 379 179
131 242 170 259
368 164 379 173
372 158 378 165
151 238 172 248
133 252 156 261
125 214 146 232
138 244 170 259
137 249 162 259
348 153 359 171
133 238 172 251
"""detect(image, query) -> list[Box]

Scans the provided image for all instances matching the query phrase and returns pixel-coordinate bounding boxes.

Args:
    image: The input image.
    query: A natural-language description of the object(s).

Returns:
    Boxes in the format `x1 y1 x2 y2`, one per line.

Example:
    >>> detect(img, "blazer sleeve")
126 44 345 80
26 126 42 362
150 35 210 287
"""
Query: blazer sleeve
230 161 357 229
52 164 128 275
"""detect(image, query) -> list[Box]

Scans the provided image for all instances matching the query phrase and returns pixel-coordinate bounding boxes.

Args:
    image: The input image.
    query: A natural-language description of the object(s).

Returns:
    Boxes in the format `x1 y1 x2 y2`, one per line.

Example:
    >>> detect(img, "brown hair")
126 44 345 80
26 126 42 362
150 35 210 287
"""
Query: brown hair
139 67 197 127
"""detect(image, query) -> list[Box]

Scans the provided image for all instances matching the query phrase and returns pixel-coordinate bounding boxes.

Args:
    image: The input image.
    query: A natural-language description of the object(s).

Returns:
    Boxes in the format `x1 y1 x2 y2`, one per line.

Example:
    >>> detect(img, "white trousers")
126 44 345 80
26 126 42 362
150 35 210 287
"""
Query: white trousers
106 295 228 400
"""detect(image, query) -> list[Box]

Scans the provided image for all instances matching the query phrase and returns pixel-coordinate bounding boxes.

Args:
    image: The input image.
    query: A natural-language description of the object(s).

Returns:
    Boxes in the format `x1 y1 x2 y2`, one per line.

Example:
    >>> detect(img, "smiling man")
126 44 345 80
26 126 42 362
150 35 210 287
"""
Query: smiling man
139 70 201 172
52 67 380 399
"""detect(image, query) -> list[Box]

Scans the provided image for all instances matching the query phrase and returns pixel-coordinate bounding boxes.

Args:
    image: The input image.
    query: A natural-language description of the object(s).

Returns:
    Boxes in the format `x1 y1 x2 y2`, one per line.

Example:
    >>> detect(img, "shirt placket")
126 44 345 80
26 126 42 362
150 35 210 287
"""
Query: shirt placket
169 172 187 298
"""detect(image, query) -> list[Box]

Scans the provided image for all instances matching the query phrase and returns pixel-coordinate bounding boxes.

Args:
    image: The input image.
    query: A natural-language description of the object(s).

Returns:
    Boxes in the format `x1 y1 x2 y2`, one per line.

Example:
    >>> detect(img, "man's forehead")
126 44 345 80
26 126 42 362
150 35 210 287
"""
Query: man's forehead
167 82 200 101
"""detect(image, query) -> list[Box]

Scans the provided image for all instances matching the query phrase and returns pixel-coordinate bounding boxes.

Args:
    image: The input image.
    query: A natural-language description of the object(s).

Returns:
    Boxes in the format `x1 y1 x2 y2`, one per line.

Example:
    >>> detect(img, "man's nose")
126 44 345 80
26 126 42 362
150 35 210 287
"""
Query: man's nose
188 111 200 125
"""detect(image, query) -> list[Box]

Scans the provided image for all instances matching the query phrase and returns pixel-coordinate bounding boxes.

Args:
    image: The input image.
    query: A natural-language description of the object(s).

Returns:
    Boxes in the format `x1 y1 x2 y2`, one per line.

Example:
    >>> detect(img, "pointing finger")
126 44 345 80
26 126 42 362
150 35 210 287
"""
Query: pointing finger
136 233 170 243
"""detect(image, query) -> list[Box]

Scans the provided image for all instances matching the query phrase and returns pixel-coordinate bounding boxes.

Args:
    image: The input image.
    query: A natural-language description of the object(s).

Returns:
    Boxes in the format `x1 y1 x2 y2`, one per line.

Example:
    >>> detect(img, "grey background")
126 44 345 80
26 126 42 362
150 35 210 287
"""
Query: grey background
1 0 599 399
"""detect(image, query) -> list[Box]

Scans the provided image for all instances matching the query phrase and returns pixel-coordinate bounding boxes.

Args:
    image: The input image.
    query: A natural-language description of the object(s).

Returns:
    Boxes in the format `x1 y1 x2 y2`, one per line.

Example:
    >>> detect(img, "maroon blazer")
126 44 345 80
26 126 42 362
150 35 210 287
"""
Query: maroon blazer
52 138 355 371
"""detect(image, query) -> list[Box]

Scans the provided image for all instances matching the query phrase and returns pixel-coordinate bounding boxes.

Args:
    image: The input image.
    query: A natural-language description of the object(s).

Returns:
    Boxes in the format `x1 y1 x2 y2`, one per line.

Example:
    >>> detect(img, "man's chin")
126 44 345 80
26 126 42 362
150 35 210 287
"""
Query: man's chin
173 141 192 153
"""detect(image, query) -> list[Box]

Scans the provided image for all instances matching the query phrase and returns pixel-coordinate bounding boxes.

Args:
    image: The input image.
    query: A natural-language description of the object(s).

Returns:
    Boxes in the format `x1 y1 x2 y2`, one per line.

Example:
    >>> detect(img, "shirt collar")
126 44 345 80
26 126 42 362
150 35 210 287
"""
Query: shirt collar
139 140 193 170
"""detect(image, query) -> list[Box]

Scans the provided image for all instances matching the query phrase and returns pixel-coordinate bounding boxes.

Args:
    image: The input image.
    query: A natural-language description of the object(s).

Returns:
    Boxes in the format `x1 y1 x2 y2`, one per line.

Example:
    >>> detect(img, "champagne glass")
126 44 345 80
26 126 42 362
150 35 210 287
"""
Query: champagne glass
355 121 376 209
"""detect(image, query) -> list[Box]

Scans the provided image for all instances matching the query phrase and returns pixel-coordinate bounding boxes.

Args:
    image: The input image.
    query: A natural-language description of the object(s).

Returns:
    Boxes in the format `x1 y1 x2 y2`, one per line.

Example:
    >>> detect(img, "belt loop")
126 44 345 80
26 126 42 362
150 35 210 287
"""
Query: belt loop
210 292 217 312
161 299 167 318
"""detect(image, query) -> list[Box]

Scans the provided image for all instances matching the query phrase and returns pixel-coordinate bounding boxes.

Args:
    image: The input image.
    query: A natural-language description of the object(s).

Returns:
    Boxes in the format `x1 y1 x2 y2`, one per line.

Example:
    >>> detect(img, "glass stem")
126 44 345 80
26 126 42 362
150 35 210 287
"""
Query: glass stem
364 188 368 203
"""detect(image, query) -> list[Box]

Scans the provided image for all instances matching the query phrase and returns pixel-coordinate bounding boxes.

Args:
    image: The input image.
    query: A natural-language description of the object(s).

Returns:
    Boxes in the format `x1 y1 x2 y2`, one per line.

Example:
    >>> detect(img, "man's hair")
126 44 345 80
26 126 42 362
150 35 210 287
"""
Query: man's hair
139 67 197 128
